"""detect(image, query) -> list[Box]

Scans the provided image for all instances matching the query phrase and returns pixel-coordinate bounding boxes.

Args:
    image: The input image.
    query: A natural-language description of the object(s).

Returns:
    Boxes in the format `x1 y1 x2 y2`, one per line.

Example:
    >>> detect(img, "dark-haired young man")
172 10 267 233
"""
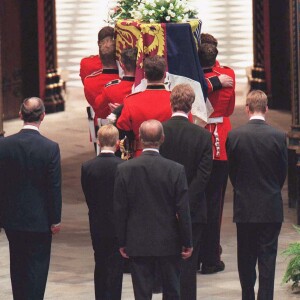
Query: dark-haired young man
0 97 62 300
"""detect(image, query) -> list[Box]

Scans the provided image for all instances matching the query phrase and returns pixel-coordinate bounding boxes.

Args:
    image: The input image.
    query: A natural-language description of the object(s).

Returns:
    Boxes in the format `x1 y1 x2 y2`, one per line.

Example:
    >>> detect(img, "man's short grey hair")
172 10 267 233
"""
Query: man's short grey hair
20 97 45 123
139 120 164 147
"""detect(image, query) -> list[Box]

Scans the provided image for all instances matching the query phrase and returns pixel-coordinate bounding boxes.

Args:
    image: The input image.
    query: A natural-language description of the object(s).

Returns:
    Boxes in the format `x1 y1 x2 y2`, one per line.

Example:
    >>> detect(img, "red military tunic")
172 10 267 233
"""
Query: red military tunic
117 85 172 156
205 60 225 94
83 69 119 111
79 55 102 83
94 76 135 119
204 66 235 160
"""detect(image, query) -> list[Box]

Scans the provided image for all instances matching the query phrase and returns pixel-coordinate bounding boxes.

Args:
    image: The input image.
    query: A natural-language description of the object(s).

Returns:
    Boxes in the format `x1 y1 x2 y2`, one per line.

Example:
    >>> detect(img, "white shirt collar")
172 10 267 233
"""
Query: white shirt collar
172 112 188 118
100 150 114 154
143 148 159 153
23 125 39 131
250 116 265 121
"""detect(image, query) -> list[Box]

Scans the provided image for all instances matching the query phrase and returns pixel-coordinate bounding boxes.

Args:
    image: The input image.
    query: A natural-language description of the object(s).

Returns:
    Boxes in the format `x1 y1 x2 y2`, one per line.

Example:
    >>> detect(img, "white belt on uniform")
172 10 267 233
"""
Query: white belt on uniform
207 116 224 124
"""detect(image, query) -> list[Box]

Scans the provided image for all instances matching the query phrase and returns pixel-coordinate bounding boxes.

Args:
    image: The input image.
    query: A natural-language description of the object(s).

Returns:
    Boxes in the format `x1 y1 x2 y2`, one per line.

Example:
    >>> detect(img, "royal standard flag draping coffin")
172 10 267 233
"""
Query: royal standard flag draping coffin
115 19 210 124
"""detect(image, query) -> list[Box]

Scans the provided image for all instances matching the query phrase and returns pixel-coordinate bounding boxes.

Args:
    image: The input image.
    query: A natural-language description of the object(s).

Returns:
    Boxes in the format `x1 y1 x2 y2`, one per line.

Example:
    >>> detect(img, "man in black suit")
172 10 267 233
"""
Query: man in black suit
81 124 124 300
160 83 212 300
114 119 193 300
226 90 287 300
0 97 62 300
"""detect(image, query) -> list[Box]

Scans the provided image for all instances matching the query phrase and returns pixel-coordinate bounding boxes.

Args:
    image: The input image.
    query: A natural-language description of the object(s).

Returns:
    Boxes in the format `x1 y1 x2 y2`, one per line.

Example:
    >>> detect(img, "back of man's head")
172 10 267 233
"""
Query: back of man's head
144 56 166 82
201 33 218 47
121 48 138 73
139 120 164 148
198 43 218 68
246 90 268 114
98 124 119 148
99 39 117 67
171 84 195 113
98 26 114 43
20 97 45 123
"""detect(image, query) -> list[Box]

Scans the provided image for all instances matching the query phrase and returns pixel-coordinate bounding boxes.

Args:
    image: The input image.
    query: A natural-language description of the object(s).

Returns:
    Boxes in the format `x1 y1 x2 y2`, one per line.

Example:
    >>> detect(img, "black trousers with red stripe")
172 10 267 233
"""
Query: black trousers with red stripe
200 160 228 267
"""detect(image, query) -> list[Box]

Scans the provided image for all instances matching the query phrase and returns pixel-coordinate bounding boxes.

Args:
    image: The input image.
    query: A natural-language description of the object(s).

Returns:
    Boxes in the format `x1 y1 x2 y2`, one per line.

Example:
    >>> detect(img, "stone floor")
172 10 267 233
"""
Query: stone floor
0 85 299 300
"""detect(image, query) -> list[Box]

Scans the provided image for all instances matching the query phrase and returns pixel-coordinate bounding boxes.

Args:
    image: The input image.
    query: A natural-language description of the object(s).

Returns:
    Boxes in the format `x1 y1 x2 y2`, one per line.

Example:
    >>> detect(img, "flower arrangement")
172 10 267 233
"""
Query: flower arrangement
108 0 198 24
108 0 139 22
282 225 300 290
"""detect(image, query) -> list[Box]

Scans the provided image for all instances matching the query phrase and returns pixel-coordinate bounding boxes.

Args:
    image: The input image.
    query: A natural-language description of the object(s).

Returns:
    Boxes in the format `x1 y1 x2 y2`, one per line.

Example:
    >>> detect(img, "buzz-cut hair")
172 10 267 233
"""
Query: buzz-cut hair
144 56 166 82
121 48 137 72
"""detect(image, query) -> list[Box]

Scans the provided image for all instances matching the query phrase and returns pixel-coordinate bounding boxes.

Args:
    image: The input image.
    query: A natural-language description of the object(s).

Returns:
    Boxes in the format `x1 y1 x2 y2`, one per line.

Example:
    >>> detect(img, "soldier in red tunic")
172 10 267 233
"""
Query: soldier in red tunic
117 56 172 157
83 39 119 111
94 47 137 119
79 26 114 83
198 43 235 274
201 33 234 92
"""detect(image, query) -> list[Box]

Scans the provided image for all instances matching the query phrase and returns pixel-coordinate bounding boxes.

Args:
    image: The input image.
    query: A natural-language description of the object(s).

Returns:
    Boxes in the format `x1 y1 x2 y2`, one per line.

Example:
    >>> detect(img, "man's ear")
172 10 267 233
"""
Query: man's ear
40 112 46 122
19 111 23 120
245 105 250 115
266 106 269 114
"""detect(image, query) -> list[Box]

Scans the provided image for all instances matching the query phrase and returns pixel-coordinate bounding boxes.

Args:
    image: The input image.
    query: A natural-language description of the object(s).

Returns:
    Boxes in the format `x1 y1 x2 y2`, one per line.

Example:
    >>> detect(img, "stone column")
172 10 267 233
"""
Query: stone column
288 0 300 217
248 0 269 94
0 12 4 137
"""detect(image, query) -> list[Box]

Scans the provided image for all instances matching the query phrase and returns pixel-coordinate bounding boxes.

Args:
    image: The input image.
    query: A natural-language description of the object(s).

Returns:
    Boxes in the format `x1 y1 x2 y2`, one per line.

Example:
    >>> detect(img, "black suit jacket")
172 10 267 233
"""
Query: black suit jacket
81 153 123 240
114 151 192 256
226 119 287 223
0 129 62 232
160 116 212 223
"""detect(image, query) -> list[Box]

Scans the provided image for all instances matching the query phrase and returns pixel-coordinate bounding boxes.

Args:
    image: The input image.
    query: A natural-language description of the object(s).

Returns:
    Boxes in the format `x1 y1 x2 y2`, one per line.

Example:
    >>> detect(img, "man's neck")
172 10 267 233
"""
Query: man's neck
172 110 189 117
147 80 164 85
23 122 40 129
142 147 159 153
100 146 116 153
124 71 135 77
103 65 118 69
249 113 265 120
202 65 214 70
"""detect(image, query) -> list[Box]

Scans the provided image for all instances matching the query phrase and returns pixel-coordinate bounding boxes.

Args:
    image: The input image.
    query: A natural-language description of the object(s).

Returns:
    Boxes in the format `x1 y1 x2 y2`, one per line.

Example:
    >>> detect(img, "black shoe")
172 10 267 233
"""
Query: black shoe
200 261 225 274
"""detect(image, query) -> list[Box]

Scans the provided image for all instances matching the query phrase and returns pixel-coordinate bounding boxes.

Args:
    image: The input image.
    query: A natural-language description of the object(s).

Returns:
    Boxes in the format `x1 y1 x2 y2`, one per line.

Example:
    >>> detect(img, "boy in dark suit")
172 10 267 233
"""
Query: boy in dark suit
160 83 212 300
114 120 193 300
226 90 287 300
0 97 62 300
81 124 124 300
